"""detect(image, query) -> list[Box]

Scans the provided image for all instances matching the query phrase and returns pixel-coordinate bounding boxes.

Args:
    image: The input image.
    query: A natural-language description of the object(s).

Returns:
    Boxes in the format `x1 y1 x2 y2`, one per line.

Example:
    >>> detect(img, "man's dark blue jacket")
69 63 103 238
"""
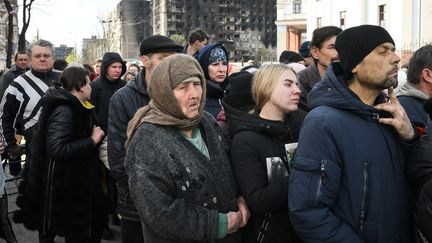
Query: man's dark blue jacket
288 63 412 242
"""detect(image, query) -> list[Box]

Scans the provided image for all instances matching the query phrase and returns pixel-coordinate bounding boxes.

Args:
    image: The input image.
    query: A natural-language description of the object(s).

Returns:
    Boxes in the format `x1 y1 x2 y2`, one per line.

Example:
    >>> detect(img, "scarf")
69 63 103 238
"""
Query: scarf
125 54 206 147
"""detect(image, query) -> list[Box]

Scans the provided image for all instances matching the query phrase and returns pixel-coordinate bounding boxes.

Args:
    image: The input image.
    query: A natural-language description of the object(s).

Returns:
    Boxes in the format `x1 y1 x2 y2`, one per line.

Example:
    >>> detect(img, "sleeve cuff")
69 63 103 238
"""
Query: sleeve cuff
216 213 228 239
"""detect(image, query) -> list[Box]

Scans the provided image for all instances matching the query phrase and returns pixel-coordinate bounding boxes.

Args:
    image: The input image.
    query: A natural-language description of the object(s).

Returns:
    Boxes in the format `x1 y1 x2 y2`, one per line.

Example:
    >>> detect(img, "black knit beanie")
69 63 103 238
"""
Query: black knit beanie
139 35 183 55
335 25 395 80
299 41 311 58
279 51 305 64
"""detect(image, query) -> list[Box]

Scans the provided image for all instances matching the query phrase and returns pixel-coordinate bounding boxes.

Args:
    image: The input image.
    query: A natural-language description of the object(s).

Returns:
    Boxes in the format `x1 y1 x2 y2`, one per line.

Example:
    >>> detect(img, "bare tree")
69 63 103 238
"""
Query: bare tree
18 0 36 52
3 0 14 68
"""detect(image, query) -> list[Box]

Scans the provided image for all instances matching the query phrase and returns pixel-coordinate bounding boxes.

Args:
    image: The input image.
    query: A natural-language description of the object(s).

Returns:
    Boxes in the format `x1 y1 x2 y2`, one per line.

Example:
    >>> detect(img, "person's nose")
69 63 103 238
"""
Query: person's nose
189 85 201 99
392 52 401 65
333 50 340 61
293 84 301 95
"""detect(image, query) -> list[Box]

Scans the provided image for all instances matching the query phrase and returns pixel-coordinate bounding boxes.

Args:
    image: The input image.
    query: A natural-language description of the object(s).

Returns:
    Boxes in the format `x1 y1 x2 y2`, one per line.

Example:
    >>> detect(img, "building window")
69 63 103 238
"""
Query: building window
340 11 346 29
293 0 301 14
317 17 322 28
379 4 386 27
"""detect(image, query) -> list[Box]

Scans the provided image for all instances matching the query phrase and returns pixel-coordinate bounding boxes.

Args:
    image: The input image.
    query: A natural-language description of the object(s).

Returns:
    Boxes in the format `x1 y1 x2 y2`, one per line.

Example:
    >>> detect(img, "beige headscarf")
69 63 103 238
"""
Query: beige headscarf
125 54 206 146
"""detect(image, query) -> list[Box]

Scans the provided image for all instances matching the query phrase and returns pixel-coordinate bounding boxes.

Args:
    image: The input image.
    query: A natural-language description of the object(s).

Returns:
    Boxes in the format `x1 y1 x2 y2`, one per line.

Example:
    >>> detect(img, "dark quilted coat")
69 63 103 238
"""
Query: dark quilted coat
14 86 109 239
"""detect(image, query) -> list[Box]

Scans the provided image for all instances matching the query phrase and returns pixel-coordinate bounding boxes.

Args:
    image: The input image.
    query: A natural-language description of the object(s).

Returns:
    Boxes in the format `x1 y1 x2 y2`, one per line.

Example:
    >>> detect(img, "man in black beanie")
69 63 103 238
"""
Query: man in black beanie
107 35 182 243
289 25 416 242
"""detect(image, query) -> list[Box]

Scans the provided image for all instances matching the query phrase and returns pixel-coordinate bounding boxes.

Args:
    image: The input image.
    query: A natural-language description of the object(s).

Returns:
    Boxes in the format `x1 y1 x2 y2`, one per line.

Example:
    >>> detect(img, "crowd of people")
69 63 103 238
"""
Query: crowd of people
0 24 431 243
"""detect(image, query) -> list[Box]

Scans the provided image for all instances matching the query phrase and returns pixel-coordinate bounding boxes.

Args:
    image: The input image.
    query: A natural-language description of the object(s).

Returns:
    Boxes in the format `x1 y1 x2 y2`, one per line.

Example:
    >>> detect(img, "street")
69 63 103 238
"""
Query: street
3 175 122 243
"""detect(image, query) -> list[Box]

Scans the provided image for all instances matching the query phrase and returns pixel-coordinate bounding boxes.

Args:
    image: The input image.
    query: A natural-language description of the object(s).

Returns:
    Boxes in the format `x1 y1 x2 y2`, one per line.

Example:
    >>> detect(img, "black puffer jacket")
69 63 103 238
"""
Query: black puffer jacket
408 125 432 242
108 71 150 220
223 94 305 243
90 52 126 132
14 87 109 238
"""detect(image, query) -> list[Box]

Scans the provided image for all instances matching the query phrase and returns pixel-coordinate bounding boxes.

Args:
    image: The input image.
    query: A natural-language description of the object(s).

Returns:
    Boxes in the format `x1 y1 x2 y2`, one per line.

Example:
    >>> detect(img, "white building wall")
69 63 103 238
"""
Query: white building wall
422 0 432 44
276 0 290 55
306 0 429 53
276 0 308 57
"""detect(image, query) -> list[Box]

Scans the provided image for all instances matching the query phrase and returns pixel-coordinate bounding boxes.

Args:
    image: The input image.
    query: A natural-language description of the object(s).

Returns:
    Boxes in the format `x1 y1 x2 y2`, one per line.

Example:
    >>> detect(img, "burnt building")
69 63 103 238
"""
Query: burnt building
152 0 277 61
118 0 152 60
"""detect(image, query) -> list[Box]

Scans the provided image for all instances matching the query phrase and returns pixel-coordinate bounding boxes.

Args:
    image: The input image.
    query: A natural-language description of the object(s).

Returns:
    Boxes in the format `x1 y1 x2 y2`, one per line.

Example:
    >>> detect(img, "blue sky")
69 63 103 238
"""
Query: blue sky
19 0 120 50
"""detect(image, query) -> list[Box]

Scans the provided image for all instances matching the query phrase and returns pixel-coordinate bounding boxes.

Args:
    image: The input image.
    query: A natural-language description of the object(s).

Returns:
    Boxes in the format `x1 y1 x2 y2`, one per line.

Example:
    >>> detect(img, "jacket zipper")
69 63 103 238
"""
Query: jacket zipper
256 212 272 243
359 160 369 232
43 159 56 234
315 160 327 204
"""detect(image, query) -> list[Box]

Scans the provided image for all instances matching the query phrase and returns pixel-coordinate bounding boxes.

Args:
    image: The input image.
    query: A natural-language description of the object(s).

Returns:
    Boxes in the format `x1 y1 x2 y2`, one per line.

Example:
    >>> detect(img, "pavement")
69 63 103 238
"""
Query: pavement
2 172 122 243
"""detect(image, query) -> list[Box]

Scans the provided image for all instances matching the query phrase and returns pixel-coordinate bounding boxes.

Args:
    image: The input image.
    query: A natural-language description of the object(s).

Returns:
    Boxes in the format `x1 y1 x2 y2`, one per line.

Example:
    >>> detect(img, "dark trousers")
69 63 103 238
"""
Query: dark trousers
8 156 22 176
38 229 55 243
0 191 17 243
65 233 103 243
121 219 145 243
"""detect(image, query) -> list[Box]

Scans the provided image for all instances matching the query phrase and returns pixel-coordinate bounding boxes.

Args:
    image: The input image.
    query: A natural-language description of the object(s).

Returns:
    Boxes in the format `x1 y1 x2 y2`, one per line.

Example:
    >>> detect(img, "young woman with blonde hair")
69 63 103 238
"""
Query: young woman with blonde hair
224 64 305 243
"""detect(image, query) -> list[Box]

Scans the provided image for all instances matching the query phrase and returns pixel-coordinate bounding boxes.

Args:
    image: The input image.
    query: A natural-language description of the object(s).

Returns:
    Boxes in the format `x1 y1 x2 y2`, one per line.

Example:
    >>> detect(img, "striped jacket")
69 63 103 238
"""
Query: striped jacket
0 69 61 148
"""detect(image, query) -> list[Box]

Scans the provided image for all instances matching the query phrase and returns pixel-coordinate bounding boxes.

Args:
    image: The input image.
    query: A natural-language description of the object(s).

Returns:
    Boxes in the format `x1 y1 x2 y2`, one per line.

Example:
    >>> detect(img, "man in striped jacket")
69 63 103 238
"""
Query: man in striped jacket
0 39 61 167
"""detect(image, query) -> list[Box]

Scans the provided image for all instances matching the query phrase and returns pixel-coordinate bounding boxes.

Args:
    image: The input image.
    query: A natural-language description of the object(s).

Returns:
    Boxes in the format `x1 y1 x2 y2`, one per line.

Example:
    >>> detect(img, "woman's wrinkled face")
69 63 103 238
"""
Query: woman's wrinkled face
173 80 203 119
208 61 227 83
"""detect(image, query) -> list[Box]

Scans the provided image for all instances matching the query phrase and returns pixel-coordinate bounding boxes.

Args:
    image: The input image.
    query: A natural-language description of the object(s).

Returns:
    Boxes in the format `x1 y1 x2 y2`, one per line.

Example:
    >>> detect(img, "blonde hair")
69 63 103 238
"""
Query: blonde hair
252 64 296 111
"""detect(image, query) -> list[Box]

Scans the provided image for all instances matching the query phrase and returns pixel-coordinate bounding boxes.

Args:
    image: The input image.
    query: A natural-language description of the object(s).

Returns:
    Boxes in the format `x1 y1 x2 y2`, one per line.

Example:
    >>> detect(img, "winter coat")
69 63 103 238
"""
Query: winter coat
125 112 242 243
408 125 432 242
288 63 413 243
13 86 108 238
397 81 429 128
196 43 229 118
107 71 150 220
297 61 321 111
90 52 127 132
223 93 305 243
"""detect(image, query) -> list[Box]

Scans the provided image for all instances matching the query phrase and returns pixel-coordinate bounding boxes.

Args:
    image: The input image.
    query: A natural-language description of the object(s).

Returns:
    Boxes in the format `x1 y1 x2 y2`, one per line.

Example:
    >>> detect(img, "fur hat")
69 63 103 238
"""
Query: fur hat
335 25 395 80
139 35 183 55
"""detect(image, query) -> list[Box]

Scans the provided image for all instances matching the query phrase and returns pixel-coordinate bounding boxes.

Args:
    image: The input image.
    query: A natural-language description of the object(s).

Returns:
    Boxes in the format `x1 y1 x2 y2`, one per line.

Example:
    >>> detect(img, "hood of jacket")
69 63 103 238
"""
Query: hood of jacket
196 43 229 97
308 62 390 120
42 85 78 106
100 52 127 81
41 85 91 114
126 70 149 96
396 81 430 100
223 93 305 143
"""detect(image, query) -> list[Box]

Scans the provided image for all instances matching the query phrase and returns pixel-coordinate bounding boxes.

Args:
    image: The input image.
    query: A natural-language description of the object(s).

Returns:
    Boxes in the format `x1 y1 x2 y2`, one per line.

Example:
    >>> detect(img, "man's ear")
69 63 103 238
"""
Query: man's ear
310 46 319 60
421 68 432 83
141 55 150 68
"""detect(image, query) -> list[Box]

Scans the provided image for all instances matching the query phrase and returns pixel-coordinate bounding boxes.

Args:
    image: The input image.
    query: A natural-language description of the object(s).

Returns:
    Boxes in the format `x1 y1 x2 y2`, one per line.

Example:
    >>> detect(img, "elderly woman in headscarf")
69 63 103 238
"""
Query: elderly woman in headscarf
196 43 230 118
125 54 247 243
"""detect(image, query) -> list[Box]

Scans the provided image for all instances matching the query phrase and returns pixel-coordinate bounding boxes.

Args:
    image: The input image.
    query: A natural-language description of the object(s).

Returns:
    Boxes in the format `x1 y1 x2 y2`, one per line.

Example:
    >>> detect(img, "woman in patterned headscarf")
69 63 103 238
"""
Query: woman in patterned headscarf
196 43 230 118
